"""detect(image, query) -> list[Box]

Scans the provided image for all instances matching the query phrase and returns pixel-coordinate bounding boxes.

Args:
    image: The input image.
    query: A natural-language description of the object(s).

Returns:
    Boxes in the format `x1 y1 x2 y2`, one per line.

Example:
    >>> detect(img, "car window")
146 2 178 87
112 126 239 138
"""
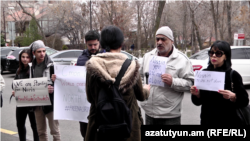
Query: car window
74 51 82 57
12 50 22 58
231 48 248 59
243 48 250 59
1 49 12 55
121 52 133 60
46 48 57 56
55 51 76 58
189 49 209 60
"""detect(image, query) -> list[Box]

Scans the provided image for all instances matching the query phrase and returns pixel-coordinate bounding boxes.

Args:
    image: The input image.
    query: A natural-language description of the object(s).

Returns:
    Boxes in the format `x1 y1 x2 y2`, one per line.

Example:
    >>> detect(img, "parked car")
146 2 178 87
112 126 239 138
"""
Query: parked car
69 50 142 66
5 47 58 73
1 47 19 74
49 49 83 65
189 46 250 85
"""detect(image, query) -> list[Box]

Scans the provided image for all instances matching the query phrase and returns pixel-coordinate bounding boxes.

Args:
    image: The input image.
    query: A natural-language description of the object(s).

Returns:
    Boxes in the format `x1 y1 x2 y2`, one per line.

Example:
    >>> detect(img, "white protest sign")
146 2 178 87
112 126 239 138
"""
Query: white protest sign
148 56 168 87
54 65 90 123
13 77 51 107
194 70 225 92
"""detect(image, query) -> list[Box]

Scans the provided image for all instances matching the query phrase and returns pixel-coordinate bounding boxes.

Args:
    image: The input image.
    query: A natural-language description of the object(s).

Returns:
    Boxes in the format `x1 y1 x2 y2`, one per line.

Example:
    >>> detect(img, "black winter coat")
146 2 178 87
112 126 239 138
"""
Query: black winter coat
12 68 35 111
76 49 91 66
76 49 106 66
192 67 249 125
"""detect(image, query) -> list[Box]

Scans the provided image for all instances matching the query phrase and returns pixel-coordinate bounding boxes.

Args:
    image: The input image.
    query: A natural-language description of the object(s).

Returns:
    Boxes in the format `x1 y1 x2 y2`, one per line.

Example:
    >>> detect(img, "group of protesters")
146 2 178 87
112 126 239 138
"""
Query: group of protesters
6 25 249 141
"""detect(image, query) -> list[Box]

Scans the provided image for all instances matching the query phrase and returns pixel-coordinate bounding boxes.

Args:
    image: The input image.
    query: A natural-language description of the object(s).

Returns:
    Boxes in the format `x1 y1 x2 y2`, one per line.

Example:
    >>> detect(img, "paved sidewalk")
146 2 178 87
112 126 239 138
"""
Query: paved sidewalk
1 132 32 141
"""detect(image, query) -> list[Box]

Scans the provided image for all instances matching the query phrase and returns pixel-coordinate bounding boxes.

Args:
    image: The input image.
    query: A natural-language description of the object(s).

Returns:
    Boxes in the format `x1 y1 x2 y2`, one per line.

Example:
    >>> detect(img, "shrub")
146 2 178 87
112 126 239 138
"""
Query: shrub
1 34 5 46
62 45 68 50
46 35 63 50
21 18 42 46
14 36 25 47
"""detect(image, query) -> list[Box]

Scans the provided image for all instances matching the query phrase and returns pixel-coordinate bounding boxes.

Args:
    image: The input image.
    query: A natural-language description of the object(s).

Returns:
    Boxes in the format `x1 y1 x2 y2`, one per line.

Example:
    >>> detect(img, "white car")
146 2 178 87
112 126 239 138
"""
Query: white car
189 46 250 85
50 49 83 65
70 50 142 66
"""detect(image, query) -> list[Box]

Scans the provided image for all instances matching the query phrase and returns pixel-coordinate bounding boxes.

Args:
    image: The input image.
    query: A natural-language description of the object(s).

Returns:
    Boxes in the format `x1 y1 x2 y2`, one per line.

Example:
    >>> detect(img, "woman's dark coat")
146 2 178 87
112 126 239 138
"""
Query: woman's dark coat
192 66 249 125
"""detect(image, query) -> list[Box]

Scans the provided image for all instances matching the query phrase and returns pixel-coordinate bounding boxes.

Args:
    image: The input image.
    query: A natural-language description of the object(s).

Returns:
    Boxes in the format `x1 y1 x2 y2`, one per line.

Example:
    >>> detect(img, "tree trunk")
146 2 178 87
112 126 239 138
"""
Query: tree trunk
110 1 114 25
136 2 141 51
182 1 187 51
219 2 226 41
52 10 66 49
192 25 198 54
227 1 233 45
153 1 166 38
190 9 202 51
194 23 202 51
210 1 218 40
173 30 177 47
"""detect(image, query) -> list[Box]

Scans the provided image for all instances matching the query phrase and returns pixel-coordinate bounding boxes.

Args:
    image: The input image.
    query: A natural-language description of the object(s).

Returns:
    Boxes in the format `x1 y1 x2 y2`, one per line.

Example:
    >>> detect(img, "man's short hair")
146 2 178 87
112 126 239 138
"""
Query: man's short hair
85 30 100 42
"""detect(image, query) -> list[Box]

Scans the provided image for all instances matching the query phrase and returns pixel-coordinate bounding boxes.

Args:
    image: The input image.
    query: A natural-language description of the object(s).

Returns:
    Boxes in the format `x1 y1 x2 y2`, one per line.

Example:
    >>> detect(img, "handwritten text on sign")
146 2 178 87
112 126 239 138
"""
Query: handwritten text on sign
194 70 225 92
54 65 90 123
148 56 168 87
13 77 51 107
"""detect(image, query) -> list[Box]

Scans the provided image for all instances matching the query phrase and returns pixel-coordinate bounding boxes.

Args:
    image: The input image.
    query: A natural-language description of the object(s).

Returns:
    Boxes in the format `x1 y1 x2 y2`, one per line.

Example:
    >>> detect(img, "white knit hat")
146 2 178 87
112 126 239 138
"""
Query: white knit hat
30 40 46 52
155 26 174 41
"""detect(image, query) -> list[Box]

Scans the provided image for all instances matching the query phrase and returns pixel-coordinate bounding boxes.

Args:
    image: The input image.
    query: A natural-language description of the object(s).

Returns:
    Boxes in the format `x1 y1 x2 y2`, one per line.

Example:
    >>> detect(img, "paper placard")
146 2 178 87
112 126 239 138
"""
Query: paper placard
54 65 90 123
194 70 225 92
148 56 168 87
13 77 51 107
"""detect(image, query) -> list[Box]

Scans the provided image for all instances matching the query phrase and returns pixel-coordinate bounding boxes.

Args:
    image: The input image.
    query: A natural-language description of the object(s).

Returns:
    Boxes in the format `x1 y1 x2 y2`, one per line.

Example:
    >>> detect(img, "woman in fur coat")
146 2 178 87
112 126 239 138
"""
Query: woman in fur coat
85 25 150 141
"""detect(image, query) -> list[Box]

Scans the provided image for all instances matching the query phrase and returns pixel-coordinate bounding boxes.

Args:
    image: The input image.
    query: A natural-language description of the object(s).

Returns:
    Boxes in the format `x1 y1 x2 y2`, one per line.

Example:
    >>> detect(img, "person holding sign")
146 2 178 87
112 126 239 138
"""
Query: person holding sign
0 74 5 107
51 30 103 141
30 40 61 141
140 26 194 125
85 25 150 141
190 41 249 125
11 49 39 141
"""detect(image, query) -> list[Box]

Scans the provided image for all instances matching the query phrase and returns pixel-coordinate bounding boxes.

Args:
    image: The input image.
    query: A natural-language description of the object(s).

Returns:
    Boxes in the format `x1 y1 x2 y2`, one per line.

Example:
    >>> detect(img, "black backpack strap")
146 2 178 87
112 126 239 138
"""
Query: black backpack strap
114 59 131 87
230 69 234 91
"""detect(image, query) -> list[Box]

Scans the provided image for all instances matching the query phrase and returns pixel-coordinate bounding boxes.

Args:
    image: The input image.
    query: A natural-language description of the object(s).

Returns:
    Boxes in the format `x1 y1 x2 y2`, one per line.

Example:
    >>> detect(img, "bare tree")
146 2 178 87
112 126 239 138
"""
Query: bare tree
189 1 202 53
210 1 218 40
17 1 47 45
182 1 188 51
227 1 233 45
153 1 166 37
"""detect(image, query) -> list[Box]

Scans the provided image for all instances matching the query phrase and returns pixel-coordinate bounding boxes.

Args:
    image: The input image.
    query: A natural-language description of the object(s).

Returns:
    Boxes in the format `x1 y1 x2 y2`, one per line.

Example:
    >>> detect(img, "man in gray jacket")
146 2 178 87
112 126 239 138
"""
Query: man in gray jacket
31 40 61 141
140 26 194 125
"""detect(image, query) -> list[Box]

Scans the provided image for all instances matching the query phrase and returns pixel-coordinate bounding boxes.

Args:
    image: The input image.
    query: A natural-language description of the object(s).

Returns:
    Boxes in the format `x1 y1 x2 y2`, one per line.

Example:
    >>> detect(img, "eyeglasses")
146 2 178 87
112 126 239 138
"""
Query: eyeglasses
208 50 224 57
156 37 167 42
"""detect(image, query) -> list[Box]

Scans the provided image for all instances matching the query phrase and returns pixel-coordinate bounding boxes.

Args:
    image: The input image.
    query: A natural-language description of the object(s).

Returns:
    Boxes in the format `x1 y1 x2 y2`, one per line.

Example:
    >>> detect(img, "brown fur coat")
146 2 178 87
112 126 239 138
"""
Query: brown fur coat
85 52 149 141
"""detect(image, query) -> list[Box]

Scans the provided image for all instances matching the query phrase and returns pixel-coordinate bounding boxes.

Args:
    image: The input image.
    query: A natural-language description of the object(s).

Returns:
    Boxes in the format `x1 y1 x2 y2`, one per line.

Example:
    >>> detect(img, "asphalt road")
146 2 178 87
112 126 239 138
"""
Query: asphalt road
1 72 250 141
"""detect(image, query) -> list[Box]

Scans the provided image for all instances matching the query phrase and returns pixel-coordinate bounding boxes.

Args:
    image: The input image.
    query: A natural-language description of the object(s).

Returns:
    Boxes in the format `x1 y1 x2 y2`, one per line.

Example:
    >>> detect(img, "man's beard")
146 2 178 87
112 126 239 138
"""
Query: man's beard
88 49 99 55
157 45 169 54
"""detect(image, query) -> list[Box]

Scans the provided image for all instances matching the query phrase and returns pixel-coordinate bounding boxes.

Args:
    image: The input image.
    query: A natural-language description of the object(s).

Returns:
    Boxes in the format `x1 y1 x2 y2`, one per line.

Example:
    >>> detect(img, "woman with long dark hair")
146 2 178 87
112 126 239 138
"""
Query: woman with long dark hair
12 49 39 141
190 40 249 125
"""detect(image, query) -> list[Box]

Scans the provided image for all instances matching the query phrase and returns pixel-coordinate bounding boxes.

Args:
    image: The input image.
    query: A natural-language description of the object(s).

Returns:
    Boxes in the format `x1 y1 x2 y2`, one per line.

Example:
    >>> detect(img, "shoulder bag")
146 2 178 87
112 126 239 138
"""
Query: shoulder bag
230 69 250 125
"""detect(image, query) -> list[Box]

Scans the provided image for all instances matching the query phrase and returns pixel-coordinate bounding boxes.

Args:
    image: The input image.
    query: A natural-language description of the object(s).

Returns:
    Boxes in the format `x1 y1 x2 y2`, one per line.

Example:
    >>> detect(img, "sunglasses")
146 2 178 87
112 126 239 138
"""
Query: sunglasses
208 50 224 57
156 37 167 42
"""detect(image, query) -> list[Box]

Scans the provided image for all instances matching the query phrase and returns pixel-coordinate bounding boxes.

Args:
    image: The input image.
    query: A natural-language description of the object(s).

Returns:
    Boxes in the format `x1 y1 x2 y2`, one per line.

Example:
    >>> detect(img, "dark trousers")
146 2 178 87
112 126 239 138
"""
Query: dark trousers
79 122 88 140
145 114 181 125
16 107 39 141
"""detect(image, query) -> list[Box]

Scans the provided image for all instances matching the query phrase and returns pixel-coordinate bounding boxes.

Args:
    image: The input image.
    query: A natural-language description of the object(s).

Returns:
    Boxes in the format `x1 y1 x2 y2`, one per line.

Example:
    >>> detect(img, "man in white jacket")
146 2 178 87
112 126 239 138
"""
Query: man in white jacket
140 26 194 125
0 74 5 107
